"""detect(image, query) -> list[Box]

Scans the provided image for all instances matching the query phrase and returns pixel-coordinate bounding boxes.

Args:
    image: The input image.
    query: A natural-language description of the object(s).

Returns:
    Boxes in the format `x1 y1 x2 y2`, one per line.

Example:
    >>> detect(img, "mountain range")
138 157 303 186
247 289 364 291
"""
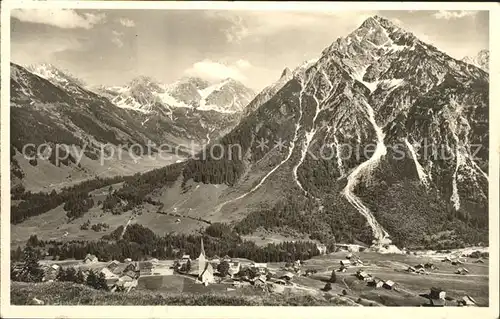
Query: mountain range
10 63 255 192
10 16 489 251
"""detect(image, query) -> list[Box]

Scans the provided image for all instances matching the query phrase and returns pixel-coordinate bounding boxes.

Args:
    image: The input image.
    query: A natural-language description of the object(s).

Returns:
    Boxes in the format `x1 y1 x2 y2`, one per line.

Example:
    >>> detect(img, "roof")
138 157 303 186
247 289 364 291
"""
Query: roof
118 275 134 282
340 260 351 264
462 295 477 305
280 272 294 279
384 280 395 286
431 287 444 292
181 255 191 259
138 261 154 271
100 267 119 279
430 299 446 306
111 264 128 275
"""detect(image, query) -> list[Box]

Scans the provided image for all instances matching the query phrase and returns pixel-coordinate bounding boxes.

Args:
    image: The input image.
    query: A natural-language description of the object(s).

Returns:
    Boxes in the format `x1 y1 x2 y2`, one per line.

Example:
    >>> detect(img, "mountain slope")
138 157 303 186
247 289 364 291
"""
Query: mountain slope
178 16 488 249
11 64 256 192
11 63 185 191
11 16 489 251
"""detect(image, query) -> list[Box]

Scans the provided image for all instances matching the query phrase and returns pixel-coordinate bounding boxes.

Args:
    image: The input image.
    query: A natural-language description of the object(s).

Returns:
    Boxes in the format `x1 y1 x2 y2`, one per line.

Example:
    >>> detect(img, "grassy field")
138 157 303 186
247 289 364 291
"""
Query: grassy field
265 251 489 306
11 282 353 306
11 201 206 247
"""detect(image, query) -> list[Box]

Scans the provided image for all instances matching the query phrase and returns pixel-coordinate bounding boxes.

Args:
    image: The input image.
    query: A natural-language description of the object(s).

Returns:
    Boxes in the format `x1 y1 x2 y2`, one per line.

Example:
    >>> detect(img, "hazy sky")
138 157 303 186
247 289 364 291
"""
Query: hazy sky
10 9 489 91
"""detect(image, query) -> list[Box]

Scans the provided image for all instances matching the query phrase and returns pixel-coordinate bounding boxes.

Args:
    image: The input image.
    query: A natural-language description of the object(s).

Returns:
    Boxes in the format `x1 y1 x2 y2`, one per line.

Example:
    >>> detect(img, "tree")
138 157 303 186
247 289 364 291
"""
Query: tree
16 246 44 282
330 269 337 283
75 269 85 284
217 260 230 277
65 267 77 282
86 270 98 288
12 246 23 262
185 260 192 273
96 272 109 291
27 235 39 247
323 282 332 291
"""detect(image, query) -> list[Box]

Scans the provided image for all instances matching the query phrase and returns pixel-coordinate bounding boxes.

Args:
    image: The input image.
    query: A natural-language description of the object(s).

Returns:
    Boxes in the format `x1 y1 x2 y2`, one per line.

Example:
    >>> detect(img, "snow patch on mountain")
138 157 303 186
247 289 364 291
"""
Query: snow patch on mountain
405 138 429 187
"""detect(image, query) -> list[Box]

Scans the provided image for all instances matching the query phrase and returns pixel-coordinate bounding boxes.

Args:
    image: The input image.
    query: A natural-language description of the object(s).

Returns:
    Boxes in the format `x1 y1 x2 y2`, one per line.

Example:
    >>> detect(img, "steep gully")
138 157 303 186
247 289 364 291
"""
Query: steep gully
209 68 317 215
342 100 392 246
292 69 334 196
207 63 400 250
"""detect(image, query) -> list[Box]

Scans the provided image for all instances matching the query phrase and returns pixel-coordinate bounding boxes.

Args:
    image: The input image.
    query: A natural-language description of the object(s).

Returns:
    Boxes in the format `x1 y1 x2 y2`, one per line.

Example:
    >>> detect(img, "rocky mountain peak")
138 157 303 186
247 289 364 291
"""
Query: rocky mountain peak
463 49 489 72
26 63 85 88
280 67 292 79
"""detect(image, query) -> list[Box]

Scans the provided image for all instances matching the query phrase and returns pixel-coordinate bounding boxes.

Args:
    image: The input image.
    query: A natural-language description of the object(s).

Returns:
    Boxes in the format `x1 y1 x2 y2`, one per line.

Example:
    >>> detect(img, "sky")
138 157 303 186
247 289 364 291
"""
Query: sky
10 9 489 91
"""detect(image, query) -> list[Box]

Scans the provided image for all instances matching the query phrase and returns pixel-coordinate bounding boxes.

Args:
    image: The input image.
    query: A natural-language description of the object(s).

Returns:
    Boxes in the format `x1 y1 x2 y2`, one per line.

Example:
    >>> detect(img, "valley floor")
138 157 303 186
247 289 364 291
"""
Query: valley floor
11 251 489 307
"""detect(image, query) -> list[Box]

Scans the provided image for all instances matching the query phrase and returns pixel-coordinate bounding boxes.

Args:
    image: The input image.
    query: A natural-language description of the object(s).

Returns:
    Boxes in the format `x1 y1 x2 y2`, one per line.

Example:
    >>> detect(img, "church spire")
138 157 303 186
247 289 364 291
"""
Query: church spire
200 237 205 257
198 237 207 279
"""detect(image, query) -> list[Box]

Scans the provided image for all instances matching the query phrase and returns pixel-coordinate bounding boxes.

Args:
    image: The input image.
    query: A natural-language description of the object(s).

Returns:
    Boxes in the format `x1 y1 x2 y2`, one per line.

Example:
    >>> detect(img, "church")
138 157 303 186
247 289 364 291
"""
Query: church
197 238 215 285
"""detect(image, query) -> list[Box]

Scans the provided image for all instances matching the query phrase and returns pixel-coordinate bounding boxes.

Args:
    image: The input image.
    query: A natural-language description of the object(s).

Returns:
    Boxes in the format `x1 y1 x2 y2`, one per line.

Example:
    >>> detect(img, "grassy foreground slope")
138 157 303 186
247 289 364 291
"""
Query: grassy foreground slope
11 282 353 306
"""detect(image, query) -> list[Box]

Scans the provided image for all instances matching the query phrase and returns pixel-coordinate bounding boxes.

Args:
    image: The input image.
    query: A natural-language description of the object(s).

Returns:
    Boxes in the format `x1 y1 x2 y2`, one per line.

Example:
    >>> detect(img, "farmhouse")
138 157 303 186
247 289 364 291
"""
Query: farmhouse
352 258 363 266
428 298 446 307
368 278 384 288
251 262 268 274
252 275 267 288
455 267 469 275
407 266 416 273
336 244 367 252
181 255 191 262
383 280 395 290
107 260 120 271
429 287 446 300
356 270 371 281
340 260 351 267
100 267 119 280
316 244 327 255
84 254 98 264
460 295 477 307
279 272 295 281
228 261 241 277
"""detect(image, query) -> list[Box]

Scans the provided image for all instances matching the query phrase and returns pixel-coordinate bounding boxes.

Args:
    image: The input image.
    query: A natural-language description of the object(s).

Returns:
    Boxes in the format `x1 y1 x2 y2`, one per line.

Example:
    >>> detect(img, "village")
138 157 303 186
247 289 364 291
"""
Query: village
32 241 489 307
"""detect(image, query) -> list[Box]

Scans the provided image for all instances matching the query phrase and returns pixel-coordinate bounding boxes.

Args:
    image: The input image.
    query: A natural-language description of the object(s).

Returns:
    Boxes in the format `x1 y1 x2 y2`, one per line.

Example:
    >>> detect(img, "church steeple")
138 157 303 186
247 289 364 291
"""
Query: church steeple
200 237 205 257
198 237 206 278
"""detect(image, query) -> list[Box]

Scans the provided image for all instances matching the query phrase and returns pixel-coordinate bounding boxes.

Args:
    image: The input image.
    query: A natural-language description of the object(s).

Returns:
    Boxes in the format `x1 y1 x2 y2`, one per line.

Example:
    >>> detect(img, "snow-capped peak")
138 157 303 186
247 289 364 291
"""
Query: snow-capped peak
462 49 489 72
102 76 254 114
27 63 85 88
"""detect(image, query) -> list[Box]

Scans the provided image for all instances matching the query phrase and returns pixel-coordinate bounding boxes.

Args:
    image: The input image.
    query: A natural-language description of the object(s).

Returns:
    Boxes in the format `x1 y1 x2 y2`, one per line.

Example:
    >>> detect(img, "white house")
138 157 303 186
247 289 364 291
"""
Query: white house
84 254 98 264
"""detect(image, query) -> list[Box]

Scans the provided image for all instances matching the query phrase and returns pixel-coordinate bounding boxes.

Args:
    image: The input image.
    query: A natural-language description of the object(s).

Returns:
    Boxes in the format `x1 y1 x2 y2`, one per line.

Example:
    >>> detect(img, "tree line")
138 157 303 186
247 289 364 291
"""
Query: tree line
13 223 321 264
